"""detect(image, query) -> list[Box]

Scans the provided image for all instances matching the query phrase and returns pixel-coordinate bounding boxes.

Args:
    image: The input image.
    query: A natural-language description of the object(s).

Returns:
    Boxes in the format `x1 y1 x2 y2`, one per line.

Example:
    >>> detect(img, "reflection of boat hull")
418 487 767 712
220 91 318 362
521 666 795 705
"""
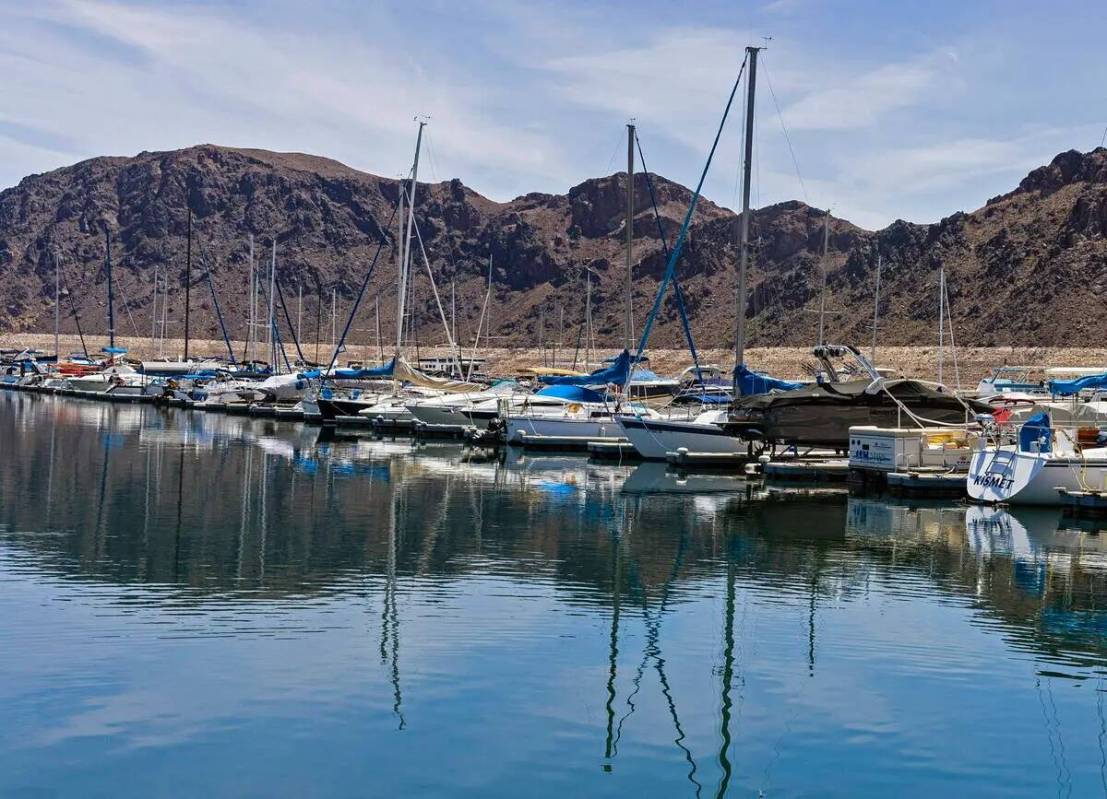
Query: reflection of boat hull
617 414 742 460
967 446 1107 506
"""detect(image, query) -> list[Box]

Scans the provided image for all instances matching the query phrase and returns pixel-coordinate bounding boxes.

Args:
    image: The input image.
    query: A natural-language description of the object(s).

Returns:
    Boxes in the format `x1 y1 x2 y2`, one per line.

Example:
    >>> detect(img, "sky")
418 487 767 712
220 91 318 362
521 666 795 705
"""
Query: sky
1 0 1105 230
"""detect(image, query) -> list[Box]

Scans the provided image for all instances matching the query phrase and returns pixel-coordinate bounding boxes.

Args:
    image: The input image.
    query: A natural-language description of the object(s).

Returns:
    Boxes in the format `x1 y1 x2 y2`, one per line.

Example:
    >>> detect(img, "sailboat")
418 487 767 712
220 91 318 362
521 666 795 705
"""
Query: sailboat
616 47 767 460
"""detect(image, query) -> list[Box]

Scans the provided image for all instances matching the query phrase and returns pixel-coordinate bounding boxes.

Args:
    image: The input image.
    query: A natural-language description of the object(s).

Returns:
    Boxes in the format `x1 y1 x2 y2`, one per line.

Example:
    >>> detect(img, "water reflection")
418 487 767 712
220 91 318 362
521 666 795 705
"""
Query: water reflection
4 391 1107 796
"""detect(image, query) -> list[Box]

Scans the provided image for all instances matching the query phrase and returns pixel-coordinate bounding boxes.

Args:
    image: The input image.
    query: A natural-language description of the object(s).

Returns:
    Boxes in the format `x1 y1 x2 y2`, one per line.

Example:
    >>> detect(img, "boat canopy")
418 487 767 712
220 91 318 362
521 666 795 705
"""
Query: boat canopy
734 363 806 396
534 384 606 403
1048 372 1107 395
541 349 632 387
103 346 128 355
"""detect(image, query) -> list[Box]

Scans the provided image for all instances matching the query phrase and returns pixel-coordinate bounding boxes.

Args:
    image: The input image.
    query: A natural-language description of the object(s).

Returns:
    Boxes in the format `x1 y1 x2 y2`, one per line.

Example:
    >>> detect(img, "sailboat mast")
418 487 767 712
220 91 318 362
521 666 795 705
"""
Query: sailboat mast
105 229 115 351
585 268 593 370
871 254 882 364
247 234 255 363
937 265 945 385
395 122 426 362
268 240 277 373
184 208 192 360
625 122 635 351
733 45 760 383
817 210 830 346
54 252 60 359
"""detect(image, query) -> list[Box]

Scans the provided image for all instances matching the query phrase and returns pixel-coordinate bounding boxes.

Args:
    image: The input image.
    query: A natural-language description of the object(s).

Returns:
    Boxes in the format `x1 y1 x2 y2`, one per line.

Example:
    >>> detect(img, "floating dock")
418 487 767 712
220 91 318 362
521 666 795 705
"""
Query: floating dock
764 459 850 482
1057 488 1107 517
513 433 625 452
666 449 750 471
587 440 641 461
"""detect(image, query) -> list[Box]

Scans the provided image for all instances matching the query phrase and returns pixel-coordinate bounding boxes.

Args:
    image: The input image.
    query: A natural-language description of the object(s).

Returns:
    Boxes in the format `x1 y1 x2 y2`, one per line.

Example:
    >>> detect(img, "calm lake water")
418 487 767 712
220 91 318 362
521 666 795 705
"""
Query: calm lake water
3 392 1107 797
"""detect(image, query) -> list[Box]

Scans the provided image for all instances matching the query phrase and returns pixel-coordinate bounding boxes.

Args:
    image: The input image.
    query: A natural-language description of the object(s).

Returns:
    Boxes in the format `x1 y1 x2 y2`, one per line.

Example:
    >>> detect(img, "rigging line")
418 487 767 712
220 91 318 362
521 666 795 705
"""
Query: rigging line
761 58 809 204
323 198 402 377
195 240 236 363
634 53 749 363
274 275 307 365
256 272 293 373
403 182 465 377
635 130 704 382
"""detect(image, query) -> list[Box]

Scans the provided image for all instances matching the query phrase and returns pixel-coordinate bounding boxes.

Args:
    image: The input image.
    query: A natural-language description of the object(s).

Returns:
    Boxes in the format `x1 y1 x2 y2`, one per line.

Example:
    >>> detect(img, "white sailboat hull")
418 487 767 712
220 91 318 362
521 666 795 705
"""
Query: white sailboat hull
505 415 623 443
967 446 1107 506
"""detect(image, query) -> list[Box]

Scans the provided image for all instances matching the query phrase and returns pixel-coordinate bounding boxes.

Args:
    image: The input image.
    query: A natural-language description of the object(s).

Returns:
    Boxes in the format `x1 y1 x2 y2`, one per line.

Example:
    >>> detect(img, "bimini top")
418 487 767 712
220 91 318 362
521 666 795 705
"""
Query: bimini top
534 384 607 403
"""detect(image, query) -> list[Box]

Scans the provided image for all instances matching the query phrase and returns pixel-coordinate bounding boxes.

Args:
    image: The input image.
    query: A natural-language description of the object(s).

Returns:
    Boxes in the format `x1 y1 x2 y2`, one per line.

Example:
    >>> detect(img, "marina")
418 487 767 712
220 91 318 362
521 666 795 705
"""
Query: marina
4 1 1107 794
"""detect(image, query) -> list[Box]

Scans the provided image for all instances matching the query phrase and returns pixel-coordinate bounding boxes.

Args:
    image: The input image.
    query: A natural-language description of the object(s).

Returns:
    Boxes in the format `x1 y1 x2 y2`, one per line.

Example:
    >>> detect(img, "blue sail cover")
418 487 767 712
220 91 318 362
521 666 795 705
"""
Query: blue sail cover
734 363 806 396
1018 410 1052 453
333 357 395 380
1048 372 1107 396
534 384 606 403
541 349 632 386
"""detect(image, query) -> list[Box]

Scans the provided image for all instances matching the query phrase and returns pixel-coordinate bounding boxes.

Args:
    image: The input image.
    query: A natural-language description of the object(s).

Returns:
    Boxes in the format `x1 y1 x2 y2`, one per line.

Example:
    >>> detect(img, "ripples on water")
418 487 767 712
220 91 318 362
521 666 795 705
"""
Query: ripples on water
3 392 1107 797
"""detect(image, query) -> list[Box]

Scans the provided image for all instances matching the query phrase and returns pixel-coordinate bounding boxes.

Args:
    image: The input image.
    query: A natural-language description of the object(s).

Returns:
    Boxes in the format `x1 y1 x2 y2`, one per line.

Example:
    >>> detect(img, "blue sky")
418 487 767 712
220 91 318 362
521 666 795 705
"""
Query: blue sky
1 0 1104 229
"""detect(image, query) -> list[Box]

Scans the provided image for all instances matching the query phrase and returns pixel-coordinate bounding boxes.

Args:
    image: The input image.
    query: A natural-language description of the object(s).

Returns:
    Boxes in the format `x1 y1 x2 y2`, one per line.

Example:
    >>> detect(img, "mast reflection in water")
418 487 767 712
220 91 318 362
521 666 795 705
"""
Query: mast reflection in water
3 391 1107 797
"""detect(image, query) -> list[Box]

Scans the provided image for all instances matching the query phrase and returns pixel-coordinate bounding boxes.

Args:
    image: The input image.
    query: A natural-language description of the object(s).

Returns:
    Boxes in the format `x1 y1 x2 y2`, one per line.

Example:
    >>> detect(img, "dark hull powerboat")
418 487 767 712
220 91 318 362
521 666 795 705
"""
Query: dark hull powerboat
726 378 990 448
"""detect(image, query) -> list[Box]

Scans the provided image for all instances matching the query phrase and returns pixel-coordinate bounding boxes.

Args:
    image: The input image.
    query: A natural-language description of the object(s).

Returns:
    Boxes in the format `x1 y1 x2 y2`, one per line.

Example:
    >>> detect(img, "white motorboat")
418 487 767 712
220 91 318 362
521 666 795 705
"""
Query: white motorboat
615 407 744 460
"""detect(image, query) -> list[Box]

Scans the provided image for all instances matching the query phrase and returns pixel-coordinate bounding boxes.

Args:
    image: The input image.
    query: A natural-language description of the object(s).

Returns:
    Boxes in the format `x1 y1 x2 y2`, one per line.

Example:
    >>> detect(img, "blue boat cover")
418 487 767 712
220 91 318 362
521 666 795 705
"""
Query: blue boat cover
1018 410 1051 453
534 384 606 403
334 357 395 380
630 367 662 382
542 349 632 386
734 363 806 396
299 369 322 379
102 346 128 355
1048 372 1107 396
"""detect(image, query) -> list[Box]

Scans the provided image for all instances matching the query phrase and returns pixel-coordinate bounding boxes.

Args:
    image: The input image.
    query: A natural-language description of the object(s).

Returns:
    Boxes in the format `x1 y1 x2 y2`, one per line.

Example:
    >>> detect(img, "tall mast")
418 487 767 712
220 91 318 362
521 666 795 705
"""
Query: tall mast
105 228 115 351
183 207 192 360
53 252 60 359
450 280 456 347
376 294 383 361
585 268 593 370
937 265 945 385
268 240 277 372
871 255 882 363
331 288 337 349
733 46 760 383
395 121 426 361
817 210 830 346
624 122 636 351
296 279 303 348
247 234 255 362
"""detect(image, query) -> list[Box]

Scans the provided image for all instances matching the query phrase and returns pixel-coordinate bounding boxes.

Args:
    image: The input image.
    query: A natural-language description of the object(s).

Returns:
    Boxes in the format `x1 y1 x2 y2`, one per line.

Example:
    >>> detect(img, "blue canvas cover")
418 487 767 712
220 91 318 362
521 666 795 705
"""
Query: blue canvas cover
1018 410 1051 453
1048 372 1107 396
534 384 606 403
333 357 395 380
541 349 632 387
734 363 806 396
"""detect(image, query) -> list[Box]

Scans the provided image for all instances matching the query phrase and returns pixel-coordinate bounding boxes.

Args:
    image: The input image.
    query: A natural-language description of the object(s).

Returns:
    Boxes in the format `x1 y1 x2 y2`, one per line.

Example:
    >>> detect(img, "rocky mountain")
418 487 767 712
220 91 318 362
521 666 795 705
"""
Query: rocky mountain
1 144 1106 354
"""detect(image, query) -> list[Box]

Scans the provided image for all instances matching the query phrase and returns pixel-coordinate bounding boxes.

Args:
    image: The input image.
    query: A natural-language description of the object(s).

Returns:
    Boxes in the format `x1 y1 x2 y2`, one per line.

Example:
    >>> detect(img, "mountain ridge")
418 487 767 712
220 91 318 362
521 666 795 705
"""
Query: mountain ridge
1 144 1105 351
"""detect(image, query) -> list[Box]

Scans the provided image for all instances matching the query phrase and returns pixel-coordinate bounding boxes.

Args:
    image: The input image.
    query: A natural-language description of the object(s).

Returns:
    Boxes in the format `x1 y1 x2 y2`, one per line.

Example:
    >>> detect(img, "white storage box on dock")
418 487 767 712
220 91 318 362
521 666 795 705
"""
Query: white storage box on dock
848 426 972 472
